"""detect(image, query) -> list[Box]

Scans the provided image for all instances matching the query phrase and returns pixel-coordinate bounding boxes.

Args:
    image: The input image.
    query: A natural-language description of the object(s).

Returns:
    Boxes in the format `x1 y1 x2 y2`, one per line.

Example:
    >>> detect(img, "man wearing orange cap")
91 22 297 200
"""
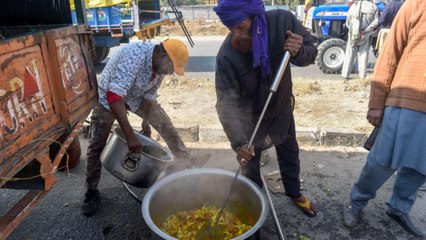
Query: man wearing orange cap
82 38 193 217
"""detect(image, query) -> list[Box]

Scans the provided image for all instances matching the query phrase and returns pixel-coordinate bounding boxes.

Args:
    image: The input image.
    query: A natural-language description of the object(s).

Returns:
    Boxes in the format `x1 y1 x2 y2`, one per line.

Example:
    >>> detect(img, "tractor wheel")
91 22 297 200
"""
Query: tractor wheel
93 46 110 64
315 38 346 74
58 137 81 171
49 136 82 171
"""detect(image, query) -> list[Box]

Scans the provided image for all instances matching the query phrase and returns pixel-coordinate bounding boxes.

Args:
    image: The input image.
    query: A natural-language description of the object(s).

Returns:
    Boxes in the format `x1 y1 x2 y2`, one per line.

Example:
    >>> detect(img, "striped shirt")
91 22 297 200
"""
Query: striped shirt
369 0 426 113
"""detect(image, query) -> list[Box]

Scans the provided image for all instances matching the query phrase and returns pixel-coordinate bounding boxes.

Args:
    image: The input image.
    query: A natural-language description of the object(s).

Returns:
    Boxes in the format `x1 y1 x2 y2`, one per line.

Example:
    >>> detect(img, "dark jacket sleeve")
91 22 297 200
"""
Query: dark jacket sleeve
379 5 390 26
288 13 317 66
215 56 251 151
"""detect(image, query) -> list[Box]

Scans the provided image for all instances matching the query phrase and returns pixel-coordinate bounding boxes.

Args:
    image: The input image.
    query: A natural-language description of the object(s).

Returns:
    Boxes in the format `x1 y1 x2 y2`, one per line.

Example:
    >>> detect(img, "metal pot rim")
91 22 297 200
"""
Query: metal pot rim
141 168 269 240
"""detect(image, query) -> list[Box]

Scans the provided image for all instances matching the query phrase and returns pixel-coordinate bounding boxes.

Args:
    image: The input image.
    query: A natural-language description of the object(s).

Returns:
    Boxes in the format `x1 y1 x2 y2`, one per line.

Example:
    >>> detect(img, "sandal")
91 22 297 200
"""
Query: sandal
292 195 317 217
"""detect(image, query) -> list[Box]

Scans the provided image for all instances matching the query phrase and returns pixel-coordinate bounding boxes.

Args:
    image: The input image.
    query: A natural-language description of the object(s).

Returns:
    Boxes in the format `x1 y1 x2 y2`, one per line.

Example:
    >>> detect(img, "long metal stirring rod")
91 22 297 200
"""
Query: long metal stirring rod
213 165 241 228
256 52 291 240
213 52 291 236
261 173 285 240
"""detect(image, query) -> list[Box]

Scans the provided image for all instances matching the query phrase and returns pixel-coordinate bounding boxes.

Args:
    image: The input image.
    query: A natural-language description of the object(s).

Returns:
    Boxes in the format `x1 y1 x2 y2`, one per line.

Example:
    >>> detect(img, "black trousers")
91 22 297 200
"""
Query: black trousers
242 117 302 199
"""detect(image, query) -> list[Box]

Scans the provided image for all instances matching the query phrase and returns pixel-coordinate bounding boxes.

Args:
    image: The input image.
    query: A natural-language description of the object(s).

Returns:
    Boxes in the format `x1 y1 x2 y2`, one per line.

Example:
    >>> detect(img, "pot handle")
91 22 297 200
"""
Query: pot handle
122 152 140 171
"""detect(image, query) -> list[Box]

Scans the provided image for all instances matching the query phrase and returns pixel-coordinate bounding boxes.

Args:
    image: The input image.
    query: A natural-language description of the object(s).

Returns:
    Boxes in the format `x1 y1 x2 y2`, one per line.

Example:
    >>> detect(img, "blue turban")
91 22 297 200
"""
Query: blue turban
214 0 271 75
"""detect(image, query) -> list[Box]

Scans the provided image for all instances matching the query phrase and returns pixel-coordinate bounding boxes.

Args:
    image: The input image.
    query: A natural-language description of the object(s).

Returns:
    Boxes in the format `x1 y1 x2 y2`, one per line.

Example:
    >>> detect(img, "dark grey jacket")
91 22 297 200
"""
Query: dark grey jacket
215 10 317 151
379 0 404 28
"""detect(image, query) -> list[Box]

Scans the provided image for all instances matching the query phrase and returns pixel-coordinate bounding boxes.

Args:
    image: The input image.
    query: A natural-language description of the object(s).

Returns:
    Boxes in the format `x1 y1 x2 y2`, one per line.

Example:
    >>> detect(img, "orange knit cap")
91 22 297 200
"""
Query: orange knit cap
162 39 189 76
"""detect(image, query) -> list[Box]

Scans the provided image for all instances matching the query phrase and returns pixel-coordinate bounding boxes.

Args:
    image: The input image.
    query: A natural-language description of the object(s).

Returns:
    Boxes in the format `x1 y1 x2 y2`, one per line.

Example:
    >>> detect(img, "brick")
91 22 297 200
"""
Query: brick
296 127 320 146
320 128 367 147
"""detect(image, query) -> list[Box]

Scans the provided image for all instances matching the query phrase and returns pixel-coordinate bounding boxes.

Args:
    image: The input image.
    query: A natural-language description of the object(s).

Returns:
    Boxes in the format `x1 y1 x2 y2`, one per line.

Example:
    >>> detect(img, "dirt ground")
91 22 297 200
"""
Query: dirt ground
160 20 230 36
128 75 374 135
128 21 374 135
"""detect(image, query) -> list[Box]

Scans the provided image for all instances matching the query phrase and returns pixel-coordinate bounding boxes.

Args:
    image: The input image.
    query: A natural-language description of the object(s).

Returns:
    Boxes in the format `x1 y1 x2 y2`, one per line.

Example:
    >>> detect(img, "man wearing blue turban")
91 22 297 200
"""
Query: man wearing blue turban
214 0 318 226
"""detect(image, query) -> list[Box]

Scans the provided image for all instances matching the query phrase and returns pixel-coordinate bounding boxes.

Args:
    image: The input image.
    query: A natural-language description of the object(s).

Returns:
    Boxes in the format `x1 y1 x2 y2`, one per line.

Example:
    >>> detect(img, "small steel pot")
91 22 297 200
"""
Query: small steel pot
142 168 269 239
100 127 173 188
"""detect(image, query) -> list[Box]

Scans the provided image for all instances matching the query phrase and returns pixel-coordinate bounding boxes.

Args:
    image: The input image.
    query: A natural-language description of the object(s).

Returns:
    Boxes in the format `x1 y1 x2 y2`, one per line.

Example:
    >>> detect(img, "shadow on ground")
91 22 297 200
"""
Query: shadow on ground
3 138 425 240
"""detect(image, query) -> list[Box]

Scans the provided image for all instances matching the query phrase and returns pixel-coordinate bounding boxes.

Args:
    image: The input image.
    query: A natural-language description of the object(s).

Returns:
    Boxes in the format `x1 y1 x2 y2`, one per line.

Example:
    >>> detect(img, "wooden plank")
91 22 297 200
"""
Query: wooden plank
46 25 98 123
0 32 46 56
51 119 84 169
0 39 61 161
0 190 46 240
0 123 67 188
0 24 98 239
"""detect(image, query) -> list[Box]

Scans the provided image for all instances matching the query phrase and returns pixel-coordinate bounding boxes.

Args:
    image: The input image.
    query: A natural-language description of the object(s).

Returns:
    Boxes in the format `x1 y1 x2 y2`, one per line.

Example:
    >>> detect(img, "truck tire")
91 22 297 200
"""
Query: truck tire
93 46 110 64
58 137 81 171
315 38 346 74
49 136 82 171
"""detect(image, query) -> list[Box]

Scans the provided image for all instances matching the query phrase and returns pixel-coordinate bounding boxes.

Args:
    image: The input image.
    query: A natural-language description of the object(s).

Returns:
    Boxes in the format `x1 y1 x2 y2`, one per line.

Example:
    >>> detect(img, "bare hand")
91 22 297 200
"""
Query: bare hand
141 119 152 138
360 31 366 40
236 144 255 166
284 31 303 57
127 133 143 153
367 108 384 127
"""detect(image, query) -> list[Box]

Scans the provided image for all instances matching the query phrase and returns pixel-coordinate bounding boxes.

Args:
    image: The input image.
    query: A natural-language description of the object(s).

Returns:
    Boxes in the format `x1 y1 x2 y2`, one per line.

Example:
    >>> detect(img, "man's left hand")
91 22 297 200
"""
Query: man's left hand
284 31 303 57
367 108 384 127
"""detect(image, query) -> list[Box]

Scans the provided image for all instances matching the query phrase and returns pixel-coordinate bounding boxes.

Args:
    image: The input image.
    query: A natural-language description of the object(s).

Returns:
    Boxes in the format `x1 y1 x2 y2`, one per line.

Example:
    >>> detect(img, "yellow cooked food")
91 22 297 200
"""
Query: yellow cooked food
161 206 253 240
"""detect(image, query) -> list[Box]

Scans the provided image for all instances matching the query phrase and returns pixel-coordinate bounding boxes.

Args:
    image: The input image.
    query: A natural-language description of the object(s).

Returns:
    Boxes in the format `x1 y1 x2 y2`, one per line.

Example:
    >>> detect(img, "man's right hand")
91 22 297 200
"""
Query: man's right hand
127 133 143 153
367 108 384 127
236 144 255 166
359 31 366 40
109 99 143 153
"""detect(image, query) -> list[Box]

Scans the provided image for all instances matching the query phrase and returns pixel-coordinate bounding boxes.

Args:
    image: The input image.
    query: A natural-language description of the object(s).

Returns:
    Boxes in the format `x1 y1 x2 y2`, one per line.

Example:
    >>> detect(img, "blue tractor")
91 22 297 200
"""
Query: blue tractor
70 0 193 64
305 1 385 73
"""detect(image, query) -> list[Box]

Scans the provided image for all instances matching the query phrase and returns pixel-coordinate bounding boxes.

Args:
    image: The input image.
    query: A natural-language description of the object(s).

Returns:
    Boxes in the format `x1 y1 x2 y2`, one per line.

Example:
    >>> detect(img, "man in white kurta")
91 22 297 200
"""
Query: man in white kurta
341 0 379 79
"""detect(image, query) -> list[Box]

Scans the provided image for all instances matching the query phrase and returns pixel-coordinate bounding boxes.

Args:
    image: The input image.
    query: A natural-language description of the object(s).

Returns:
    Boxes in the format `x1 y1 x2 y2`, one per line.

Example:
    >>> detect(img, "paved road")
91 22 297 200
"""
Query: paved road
3 138 425 240
95 36 377 81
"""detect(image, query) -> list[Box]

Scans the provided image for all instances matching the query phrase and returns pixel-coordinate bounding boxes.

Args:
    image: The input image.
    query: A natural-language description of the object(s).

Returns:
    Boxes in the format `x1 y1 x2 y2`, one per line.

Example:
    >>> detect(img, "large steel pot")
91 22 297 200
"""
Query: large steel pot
142 168 269 240
100 127 173 188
